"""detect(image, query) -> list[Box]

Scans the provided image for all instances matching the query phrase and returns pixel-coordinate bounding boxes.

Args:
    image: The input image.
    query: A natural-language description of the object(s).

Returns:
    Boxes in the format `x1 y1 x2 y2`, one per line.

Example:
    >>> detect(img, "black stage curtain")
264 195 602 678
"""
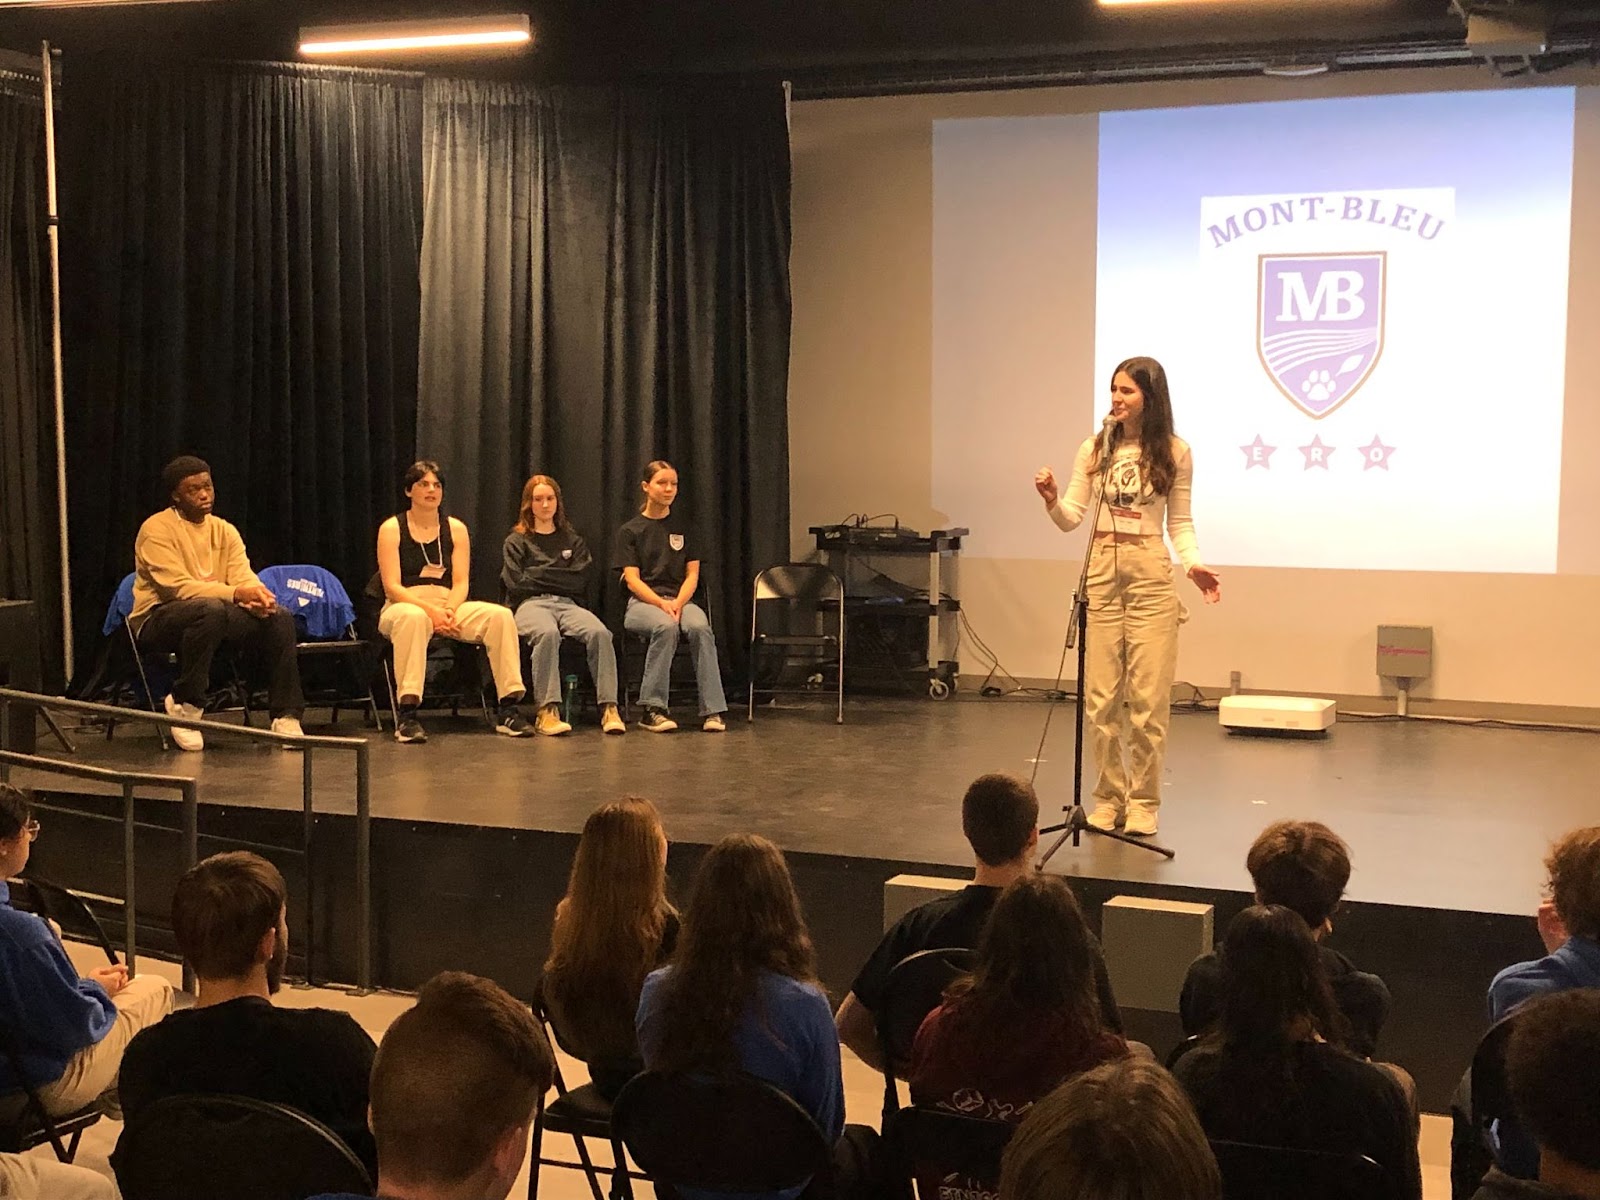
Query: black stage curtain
59 58 423 679
0 72 63 688
418 79 792 672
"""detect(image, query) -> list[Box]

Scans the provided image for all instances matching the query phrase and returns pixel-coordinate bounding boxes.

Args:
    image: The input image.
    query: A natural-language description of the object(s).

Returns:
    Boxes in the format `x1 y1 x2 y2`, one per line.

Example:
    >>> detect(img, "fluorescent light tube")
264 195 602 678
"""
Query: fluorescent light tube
299 13 532 56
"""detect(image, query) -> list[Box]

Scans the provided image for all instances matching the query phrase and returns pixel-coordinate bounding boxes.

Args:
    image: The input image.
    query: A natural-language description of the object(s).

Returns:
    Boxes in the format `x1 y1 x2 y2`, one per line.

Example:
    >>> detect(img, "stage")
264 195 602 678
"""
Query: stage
23 693 1595 915
12 692 1599 1110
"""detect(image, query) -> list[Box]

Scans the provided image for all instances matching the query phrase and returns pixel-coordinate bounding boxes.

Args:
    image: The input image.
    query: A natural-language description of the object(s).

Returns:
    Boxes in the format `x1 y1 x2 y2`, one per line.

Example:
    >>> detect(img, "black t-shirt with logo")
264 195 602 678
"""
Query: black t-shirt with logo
612 511 706 597
502 527 594 605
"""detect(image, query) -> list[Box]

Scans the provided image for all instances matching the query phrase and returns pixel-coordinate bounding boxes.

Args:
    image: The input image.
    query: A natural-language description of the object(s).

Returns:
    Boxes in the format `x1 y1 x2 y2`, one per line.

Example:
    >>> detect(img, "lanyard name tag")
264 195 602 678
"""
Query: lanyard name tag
1109 505 1144 536
420 563 446 580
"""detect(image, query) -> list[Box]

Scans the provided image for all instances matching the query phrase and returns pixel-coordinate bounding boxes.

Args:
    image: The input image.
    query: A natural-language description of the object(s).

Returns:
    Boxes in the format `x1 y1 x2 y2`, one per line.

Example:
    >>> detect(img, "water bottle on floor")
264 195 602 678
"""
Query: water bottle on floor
563 674 578 725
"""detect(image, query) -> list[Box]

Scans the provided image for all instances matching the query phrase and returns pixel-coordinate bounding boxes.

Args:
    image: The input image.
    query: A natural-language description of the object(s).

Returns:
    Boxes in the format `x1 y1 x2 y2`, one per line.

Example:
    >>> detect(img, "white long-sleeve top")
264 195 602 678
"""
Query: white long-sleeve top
1048 435 1204 571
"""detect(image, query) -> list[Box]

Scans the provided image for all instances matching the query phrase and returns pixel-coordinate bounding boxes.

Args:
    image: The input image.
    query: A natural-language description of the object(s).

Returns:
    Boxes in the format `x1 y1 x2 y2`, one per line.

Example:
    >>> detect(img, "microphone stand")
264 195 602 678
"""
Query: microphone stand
1038 424 1175 866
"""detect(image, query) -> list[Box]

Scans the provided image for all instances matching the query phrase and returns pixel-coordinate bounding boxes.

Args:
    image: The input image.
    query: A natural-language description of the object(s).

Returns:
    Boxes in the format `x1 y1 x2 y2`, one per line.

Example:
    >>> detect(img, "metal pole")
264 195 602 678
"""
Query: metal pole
181 779 198 994
40 42 73 674
302 748 315 986
121 782 137 970
355 743 371 992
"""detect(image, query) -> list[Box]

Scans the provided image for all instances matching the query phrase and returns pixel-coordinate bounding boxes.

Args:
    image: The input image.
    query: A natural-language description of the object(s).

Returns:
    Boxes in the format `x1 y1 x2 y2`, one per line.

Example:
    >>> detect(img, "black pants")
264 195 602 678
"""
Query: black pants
137 598 305 717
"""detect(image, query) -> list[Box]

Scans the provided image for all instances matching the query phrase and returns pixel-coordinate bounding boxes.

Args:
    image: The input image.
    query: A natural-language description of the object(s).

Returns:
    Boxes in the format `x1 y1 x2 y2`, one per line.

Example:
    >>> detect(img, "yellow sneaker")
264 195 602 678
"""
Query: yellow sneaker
1123 805 1159 837
600 704 626 735
536 705 572 736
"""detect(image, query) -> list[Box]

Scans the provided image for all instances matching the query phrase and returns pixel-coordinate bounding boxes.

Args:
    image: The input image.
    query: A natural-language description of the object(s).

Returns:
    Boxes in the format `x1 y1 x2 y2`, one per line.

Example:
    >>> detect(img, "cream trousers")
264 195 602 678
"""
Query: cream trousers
1084 537 1183 816
378 586 526 703
34 974 174 1117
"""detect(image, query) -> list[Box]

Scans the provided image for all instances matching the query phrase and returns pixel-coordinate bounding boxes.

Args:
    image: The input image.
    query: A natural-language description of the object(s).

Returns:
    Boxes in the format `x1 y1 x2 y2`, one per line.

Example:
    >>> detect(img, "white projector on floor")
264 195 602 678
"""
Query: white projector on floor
1218 694 1337 735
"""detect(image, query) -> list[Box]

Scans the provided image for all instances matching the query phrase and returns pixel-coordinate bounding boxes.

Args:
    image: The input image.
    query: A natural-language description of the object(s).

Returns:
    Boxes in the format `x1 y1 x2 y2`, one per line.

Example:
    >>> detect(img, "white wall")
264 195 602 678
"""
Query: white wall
789 72 1600 711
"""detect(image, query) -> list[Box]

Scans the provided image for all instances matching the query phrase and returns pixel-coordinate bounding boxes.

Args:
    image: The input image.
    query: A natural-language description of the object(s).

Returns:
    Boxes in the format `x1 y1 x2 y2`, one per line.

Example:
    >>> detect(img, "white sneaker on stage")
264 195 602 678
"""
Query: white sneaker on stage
163 694 205 752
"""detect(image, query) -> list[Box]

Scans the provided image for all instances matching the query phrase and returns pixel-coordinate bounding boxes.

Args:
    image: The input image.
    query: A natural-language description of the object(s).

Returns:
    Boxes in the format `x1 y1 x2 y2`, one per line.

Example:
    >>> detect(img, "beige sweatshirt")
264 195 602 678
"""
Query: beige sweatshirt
129 508 261 632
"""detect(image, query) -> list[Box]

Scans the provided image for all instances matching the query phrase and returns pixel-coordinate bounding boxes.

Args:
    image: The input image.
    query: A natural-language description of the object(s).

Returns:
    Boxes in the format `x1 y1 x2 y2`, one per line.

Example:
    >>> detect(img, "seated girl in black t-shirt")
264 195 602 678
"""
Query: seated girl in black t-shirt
611 460 728 733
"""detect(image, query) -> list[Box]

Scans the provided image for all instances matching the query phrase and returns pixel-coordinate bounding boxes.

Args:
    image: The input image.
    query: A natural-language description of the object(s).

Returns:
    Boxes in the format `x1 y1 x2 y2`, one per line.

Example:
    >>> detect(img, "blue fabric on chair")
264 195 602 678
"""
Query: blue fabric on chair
102 574 137 636
258 567 358 640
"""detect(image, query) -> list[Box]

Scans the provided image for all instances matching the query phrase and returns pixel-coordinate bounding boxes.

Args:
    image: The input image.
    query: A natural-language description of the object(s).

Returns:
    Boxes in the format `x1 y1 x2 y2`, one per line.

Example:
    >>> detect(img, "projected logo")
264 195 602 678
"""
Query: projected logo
1258 252 1386 419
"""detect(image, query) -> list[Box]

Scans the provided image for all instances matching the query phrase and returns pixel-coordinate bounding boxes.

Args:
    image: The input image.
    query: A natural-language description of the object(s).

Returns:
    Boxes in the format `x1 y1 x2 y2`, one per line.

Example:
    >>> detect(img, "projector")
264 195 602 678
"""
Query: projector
1219 695 1337 736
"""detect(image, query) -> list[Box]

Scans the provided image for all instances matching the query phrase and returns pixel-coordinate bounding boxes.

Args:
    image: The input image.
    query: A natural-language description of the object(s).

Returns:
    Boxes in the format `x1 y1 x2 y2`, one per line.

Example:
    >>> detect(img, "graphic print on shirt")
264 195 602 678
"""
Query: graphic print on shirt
1105 452 1147 510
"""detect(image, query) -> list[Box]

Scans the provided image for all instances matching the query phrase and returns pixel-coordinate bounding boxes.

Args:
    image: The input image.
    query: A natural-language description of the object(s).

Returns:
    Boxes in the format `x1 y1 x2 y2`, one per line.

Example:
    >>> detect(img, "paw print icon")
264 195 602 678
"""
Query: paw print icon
1301 370 1338 403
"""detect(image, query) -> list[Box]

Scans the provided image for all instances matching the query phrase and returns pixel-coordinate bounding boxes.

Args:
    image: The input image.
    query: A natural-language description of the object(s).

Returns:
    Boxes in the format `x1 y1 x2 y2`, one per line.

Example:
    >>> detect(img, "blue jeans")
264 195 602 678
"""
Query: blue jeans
624 598 727 716
514 596 618 708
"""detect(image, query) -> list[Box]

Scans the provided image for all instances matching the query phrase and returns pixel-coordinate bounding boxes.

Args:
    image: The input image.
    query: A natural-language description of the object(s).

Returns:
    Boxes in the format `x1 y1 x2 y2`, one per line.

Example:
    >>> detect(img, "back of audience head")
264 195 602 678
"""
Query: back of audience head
1245 820 1350 932
171 851 288 992
651 833 814 1073
544 799 673 1017
962 773 1039 868
369 971 553 1200
1217 904 1345 1053
0 783 33 873
1506 989 1600 1191
1545 826 1600 941
946 874 1100 1039
1000 1057 1221 1200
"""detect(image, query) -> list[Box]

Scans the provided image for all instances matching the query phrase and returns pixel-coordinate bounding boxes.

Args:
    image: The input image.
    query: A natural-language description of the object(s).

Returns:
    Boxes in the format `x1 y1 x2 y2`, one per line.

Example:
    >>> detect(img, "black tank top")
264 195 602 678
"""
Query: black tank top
396 511 454 590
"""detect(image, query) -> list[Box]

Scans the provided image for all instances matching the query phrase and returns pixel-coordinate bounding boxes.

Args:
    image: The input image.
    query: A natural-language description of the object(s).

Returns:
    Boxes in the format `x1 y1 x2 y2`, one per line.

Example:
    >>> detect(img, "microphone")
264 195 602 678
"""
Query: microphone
1101 413 1120 442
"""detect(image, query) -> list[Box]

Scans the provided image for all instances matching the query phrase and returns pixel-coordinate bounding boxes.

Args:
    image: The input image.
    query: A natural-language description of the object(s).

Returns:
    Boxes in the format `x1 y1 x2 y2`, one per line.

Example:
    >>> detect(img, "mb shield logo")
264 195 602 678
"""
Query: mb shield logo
1258 252 1386 419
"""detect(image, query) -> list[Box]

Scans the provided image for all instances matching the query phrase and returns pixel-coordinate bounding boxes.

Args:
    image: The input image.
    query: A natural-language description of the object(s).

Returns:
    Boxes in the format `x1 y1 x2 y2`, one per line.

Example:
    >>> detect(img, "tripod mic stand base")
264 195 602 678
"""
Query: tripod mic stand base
1038 803 1177 864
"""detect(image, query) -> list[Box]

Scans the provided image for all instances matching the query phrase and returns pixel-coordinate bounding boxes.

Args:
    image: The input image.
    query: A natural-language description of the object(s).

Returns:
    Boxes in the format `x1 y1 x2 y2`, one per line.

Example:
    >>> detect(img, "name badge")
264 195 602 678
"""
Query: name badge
1109 505 1144 536
420 563 446 580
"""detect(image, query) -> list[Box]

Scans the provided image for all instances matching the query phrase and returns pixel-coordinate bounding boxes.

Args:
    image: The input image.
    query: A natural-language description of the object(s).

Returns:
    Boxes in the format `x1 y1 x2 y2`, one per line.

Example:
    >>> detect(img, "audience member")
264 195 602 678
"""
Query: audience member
836 773 1121 1071
637 833 873 1200
131 455 306 749
1180 819 1391 1057
308 971 554 1200
909 873 1128 1197
1472 989 1600 1200
1172 905 1421 1200
540 797 678 1098
116 851 377 1175
0 1155 117 1200
1490 827 1600 1021
999 1057 1220 1200
0 784 174 1117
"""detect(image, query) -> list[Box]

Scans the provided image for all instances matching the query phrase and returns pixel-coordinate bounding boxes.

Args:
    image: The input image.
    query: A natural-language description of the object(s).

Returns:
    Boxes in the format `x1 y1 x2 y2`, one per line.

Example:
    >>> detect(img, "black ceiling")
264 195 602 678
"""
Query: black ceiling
1 0 1597 96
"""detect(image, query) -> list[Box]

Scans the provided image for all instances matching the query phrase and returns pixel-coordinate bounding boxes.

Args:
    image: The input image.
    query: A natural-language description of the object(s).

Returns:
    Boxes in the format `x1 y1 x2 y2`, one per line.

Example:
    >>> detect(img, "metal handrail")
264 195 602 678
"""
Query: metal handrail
0 688 372 990
0 749 197 979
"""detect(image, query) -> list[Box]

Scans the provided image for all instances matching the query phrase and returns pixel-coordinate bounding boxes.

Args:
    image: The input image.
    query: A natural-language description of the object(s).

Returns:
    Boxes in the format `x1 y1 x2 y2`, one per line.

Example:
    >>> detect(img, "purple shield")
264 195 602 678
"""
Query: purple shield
1257 252 1386 419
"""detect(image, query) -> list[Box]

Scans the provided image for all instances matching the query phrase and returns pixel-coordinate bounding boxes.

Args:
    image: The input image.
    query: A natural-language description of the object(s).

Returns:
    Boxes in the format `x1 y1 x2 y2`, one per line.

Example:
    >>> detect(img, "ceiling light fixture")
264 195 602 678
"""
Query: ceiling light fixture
0 1 214 7
299 13 532 56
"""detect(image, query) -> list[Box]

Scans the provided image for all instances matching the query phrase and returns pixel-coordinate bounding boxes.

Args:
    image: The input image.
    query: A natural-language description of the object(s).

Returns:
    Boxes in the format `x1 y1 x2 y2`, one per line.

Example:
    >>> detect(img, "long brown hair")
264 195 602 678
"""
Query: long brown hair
1089 356 1179 496
1215 904 1347 1055
542 798 674 1054
514 474 572 536
650 834 817 1073
942 874 1102 1046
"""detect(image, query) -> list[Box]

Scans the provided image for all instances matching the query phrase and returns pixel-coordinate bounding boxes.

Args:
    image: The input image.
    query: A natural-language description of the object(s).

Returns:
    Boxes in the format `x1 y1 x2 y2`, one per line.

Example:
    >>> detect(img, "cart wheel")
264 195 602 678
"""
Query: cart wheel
928 679 951 700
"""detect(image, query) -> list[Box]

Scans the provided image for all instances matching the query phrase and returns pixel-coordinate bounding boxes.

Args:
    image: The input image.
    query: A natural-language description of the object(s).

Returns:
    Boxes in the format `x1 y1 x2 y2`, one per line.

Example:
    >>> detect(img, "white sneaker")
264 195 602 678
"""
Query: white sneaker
163 694 204 752
1123 806 1159 837
271 715 306 747
1085 802 1119 832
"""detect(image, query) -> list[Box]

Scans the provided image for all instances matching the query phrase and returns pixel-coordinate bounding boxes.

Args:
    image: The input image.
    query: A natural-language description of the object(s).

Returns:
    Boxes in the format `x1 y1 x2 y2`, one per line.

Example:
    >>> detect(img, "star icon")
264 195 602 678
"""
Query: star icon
1359 435 1395 471
1299 434 1334 470
1240 435 1276 470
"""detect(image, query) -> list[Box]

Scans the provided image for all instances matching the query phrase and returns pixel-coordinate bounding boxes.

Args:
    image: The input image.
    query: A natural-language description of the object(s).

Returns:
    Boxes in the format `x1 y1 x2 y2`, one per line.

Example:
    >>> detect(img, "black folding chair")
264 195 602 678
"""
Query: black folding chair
112 1092 373 1200
358 575 495 732
6 874 119 966
612 1070 832 1200
259 565 382 728
0 1017 102 1162
887 1105 1014 1200
748 563 845 724
875 948 975 1122
528 992 646 1200
618 575 721 718
1210 1138 1388 1200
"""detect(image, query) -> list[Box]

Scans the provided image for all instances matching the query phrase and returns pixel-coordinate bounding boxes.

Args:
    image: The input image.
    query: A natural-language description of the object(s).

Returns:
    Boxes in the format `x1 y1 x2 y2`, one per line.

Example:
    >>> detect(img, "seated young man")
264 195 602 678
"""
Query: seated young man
308 972 554 1200
835 773 1122 1071
1480 826 1600 1179
0 784 174 1117
1179 819 1391 1058
115 851 377 1176
131 455 306 749
1473 990 1600 1200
